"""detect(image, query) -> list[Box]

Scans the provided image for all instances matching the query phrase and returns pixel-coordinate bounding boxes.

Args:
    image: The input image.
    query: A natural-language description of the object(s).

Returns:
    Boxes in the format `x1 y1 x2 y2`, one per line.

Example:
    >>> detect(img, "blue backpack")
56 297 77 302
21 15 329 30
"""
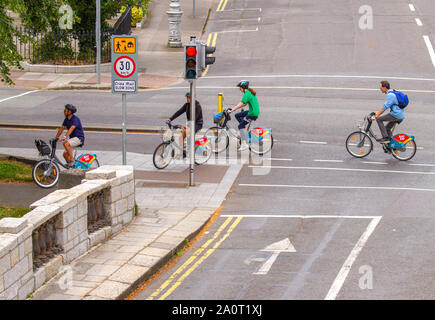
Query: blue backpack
392 90 409 109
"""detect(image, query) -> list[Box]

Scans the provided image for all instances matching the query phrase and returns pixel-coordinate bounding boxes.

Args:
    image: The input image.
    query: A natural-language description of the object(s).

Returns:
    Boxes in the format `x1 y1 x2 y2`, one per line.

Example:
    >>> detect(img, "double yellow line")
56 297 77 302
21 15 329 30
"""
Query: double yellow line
216 0 229 12
146 217 242 300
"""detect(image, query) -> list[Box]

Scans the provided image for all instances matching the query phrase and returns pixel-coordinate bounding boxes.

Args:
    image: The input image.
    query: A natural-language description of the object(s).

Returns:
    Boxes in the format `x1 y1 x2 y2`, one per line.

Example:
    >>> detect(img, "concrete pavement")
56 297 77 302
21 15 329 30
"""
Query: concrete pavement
0 145 245 300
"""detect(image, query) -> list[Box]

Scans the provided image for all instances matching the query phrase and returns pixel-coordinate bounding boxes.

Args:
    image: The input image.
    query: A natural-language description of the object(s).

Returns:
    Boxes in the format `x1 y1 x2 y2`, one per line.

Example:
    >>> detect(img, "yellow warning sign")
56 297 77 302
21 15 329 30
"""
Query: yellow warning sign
114 37 136 54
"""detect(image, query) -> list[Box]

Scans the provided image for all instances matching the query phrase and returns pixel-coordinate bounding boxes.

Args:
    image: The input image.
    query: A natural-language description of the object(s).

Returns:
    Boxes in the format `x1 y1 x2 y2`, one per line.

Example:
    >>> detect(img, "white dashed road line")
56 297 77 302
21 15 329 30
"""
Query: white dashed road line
423 35 435 68
0 90 39 104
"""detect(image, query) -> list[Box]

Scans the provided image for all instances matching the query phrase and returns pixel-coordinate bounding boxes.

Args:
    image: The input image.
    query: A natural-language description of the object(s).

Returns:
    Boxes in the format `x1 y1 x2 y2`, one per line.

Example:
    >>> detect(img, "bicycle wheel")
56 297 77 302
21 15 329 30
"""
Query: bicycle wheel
153 142 174 169
345 131 373 158
248 129 274 155
194 137 212 165
33 159 60 188
391 140 417 161
204 127 229 153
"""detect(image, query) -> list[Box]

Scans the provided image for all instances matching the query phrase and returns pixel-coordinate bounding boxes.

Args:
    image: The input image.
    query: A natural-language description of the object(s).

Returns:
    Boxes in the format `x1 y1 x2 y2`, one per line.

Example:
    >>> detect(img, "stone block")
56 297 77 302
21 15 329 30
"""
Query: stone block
88 280 129 299
128 180 135 195
77 216 87 234
0 234 17 258
111 224 122 235
4 257 30 289
103 226 112 239
65 246 82 263
44 255 63 281
77 200 87 218
0 218 27 234
1 281 19 300
77 241 88 256
34 268 46 289
56 229 68 246
85 168 116 180
78 231 88 243
18 278 35 300
57 207 77 229
24 237 32 256
24 205 61 230
88 229 106 248
108 264 149 284
127 195 135 211
67 221 79 242
110 185 122 203
121 183 130 199
10 247 19 267
29 192 69 209
0 254 11 276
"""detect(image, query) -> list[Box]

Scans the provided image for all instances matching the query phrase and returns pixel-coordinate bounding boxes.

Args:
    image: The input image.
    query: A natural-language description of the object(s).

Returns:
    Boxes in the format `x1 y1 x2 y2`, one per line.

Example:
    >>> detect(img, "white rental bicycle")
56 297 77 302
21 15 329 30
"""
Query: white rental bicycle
153 121 212 169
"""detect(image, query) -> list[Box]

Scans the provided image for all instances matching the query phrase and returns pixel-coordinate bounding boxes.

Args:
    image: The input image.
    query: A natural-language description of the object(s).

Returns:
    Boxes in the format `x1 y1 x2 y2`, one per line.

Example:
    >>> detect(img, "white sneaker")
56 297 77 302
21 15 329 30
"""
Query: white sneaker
238 143 249 151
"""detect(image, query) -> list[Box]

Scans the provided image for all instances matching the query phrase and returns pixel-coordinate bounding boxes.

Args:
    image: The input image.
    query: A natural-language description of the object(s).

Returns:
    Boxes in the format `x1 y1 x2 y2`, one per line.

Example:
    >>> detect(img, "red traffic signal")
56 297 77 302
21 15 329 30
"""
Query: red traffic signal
186 47 197 57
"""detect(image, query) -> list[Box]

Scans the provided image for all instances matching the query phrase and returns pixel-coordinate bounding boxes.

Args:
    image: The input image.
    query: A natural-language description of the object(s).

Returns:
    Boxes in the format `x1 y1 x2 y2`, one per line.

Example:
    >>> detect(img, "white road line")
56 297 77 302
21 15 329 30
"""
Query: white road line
409 4 416 11
221 214 382 219
203 74 435 82
360 161 388 165
0 90 39 104
423 35 435 68
217 27 259 34
267 158 293 161
239 183 435 192
300 141 327 145
408 163 435 167
415 18 423 26
325 216 382 300
314 160 343 163
248 165 435 175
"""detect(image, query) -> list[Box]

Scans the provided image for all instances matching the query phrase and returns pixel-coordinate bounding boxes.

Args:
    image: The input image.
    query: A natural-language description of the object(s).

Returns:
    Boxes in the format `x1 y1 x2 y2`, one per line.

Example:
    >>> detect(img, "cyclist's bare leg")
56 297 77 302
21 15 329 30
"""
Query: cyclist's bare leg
63 140 74 163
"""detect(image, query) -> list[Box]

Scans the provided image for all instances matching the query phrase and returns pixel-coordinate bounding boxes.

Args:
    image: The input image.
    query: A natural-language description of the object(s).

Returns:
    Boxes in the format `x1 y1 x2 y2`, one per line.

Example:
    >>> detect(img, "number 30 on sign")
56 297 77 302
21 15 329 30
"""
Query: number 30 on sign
114 56 136 78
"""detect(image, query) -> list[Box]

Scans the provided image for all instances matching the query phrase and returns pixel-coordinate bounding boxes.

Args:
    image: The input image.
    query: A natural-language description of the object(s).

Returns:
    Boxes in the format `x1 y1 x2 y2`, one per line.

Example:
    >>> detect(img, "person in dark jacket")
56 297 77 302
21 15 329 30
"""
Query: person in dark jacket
166 92 203 155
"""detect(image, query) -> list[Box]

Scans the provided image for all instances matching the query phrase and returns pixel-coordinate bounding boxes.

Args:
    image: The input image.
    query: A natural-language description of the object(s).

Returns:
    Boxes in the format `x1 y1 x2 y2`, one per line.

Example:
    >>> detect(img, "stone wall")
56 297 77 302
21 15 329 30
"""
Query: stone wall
0 165 135 300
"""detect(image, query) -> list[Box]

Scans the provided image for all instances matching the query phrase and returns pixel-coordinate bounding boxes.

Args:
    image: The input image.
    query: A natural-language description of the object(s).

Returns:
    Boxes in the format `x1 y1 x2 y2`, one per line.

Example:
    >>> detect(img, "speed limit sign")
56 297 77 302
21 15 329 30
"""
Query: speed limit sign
111 35 138 94
114 56 136 78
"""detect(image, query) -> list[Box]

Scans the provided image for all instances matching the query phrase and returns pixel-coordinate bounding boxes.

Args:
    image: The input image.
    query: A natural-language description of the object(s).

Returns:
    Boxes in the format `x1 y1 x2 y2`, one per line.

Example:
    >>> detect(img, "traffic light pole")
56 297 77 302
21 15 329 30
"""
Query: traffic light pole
189 80 196 186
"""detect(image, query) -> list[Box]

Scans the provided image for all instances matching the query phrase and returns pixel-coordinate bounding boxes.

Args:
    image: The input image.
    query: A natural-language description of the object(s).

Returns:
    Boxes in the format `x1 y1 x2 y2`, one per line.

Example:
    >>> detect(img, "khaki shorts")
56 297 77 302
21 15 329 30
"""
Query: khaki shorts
66 137 82 148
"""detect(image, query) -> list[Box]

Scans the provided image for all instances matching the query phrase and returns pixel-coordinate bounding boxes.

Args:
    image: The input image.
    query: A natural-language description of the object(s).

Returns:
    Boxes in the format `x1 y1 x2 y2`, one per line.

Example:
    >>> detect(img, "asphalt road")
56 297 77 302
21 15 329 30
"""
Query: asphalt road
1 0 435 300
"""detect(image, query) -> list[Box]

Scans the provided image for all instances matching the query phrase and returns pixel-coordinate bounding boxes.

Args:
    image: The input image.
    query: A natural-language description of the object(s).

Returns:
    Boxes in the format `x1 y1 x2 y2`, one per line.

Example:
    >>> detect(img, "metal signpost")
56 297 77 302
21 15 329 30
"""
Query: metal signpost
111 35 138 165
96 0 101 84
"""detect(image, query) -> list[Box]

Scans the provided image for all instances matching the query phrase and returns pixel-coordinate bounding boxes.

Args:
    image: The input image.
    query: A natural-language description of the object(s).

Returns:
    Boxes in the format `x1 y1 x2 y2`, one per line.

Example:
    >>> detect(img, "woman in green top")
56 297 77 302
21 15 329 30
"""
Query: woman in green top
228 80 260 151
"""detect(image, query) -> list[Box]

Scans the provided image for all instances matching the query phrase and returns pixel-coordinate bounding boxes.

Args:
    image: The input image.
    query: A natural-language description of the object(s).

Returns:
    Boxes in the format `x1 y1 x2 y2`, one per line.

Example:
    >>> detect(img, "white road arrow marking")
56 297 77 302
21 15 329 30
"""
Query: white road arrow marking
253 238 296 275
244 255 266 265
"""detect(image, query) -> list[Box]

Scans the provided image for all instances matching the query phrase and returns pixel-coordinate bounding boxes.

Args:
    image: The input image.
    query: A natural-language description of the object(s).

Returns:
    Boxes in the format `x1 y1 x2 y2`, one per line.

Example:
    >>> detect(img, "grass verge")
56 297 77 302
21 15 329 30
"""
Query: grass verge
0 206 30 220
0 160 33 183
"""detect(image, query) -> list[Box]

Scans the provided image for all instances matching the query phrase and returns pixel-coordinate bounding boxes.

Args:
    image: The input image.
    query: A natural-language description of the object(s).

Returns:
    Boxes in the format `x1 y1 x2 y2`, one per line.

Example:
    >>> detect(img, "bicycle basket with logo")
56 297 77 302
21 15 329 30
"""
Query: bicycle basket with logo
35 139 51 156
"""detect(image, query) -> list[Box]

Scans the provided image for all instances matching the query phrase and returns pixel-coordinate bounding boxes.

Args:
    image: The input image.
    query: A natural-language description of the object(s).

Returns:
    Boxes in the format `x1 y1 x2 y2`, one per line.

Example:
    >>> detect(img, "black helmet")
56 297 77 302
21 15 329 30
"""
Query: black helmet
237 80 249 89
185 92 191 98
65 104 77 114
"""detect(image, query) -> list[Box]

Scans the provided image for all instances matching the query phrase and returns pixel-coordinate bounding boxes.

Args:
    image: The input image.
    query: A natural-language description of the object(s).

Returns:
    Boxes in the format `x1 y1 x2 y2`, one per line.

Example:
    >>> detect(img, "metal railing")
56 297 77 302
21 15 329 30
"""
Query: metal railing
15 28 112 65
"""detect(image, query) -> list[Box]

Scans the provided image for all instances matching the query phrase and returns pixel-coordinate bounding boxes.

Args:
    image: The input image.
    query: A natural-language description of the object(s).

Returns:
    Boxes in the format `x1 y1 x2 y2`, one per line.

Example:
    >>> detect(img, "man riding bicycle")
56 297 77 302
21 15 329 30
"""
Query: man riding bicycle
55 104 85 167
371 81 405 143
166 92 203 157
228 80 260 151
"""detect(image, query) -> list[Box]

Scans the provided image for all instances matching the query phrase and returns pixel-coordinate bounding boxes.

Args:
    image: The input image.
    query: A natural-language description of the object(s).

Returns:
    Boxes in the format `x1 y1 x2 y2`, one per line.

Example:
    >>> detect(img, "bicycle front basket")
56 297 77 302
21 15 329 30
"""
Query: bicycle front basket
162 128 173 142
35 139 51 156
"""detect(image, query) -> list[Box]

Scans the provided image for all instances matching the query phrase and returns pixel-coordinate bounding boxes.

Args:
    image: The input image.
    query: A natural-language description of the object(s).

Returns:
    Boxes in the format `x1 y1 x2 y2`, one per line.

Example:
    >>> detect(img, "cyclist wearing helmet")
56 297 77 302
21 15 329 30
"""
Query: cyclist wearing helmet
55 104 85 167
165 92 203 156
228 80 260 151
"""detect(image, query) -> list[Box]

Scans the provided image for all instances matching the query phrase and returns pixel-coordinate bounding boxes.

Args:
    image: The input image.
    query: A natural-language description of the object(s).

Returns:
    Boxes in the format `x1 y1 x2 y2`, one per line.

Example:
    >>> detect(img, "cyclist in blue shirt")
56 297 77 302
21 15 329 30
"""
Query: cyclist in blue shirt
371 81 405 142
55 104 85 167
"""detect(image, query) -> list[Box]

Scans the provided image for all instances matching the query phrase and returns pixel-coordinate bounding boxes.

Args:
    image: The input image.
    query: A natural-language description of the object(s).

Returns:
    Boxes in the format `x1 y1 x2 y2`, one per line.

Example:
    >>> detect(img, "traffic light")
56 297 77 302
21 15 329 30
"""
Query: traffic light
204 45 216 68
184 44 197 80
196 41 216 75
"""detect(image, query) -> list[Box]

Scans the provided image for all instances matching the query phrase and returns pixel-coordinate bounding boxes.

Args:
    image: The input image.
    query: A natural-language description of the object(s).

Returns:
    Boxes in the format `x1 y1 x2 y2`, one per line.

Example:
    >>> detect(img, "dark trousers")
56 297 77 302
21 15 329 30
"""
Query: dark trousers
376 113 402 139
235 110 257 129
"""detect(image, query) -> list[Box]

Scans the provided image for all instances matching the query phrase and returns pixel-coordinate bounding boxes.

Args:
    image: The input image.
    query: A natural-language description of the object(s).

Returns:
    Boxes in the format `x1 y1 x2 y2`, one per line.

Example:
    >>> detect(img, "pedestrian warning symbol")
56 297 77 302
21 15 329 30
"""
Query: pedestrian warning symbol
114 37 136 54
